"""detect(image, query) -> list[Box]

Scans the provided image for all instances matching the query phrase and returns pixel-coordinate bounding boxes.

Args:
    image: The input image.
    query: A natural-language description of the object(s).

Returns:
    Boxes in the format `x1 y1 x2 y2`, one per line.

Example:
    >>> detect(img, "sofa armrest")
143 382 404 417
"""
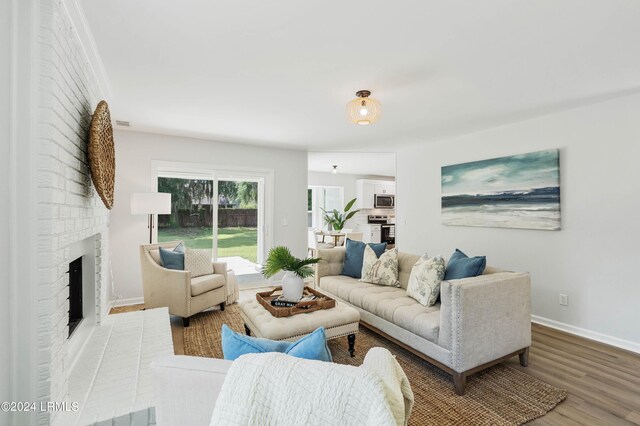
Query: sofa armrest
315 247 346 285
212 261 228 283
152 355 232 426
438 272 531 372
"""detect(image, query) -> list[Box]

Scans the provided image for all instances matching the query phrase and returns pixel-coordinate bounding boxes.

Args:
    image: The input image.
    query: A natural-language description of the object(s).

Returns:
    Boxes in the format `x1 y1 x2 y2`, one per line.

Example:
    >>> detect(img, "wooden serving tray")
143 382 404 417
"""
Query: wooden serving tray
256 286 336 318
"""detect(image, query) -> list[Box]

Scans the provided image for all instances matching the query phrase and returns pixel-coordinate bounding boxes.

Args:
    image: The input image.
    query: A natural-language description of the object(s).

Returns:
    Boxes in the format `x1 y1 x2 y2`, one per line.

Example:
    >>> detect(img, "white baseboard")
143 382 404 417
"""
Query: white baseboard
112 297 145 308
531 315 640 354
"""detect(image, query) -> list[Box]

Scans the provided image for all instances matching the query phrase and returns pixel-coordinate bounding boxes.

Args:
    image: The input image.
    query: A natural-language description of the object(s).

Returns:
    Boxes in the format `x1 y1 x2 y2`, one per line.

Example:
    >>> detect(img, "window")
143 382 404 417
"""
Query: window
308 186 344 229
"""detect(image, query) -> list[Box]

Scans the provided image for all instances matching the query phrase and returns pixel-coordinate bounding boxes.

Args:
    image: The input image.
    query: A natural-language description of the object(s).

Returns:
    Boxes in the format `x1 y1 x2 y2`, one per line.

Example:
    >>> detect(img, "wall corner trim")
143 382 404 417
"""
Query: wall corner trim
531 315 640 354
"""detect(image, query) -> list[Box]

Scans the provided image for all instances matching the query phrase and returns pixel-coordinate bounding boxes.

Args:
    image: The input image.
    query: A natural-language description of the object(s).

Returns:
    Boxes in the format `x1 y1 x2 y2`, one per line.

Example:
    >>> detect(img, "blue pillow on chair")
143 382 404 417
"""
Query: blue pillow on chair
159 243 185 270
341 239 387 278
221 325 333 362
444 249 486 280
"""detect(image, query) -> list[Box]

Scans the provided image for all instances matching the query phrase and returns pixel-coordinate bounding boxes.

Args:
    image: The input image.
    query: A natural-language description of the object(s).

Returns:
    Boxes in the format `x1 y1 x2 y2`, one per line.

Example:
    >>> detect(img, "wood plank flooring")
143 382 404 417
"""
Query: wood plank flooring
109 304 640 425
508 323 640 425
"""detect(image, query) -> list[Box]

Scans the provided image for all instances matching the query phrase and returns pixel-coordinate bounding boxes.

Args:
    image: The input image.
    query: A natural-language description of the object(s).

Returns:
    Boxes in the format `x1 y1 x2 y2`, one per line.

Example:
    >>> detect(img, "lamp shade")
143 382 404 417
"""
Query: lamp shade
131 192 171 215
347 90 381 125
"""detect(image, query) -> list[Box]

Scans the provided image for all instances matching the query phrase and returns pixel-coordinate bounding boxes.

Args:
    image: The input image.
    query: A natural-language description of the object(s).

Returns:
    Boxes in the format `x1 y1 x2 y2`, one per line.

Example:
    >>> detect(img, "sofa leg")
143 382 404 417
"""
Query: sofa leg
348 334 356 357
519 347 530 367
453 372 466 396
182 317 190 327
219 302 225 311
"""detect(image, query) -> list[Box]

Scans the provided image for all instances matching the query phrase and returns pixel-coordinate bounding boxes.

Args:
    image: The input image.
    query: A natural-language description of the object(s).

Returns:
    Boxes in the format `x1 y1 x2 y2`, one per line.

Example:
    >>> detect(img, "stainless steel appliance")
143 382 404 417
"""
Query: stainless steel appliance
374 193 395 209
367 215 388 224
364 215 395 245
381 224 395 245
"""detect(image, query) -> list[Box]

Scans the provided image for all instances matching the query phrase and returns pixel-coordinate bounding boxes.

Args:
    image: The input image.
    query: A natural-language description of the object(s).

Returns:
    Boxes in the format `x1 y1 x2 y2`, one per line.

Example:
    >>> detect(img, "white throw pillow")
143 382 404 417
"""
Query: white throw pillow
361 246 399 287
406 254 445 306
185 248 214 278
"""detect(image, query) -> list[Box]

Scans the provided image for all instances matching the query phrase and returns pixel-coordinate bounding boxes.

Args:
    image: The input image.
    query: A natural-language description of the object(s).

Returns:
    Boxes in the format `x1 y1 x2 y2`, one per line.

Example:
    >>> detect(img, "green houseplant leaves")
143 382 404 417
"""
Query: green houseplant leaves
262 246 321 279
320 198 360 232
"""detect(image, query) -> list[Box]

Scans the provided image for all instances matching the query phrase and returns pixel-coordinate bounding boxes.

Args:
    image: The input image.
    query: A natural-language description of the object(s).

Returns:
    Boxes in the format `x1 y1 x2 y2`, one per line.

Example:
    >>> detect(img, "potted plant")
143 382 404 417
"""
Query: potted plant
320 198 360 232
262 246 321 301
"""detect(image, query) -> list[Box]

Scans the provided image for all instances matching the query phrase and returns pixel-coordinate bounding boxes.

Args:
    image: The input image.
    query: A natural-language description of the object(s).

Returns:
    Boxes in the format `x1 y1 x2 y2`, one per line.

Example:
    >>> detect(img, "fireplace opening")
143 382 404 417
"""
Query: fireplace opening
68 256 84 338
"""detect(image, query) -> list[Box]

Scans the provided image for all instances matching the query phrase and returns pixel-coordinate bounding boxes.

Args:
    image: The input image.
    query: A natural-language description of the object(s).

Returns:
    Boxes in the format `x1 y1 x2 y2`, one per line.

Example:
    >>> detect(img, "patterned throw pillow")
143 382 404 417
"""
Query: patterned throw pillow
361 246 399 287
406 254 445 306
185 248 214 278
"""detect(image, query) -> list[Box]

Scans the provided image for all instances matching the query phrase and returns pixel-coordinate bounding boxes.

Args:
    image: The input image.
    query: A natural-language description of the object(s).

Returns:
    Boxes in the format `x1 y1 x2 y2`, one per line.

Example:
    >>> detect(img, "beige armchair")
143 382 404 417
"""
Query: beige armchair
140 241 228 327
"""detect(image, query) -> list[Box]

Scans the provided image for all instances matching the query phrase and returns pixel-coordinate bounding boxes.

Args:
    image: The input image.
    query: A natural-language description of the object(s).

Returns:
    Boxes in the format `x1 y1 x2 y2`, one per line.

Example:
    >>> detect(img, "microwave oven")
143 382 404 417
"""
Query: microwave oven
374 194 395 209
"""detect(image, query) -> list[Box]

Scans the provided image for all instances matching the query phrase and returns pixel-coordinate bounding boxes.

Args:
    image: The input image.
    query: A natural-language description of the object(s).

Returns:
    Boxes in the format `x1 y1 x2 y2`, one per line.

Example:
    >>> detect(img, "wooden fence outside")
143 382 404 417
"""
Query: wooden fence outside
158 206 257 228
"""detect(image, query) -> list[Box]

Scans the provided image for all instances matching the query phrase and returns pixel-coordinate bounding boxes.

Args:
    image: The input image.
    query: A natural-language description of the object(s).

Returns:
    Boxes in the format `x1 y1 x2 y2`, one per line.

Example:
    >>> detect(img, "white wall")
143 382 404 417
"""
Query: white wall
308 172 361 205
0 0 12 419
110 130 308 302
396 93 640 348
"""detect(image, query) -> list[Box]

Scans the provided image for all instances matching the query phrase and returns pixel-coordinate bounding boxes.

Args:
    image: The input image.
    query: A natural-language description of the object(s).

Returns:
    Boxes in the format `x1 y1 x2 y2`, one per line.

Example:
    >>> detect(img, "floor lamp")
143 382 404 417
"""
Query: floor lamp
131 192 172 244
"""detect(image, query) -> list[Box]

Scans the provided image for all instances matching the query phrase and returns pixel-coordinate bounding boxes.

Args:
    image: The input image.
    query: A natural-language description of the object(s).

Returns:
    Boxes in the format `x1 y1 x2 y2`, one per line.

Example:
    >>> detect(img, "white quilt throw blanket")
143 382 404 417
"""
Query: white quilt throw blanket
210 347 414 426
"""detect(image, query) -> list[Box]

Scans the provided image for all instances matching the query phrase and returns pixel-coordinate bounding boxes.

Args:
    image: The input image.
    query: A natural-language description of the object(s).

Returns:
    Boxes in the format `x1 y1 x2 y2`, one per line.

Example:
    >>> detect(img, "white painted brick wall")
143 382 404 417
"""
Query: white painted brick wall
37 0 110 424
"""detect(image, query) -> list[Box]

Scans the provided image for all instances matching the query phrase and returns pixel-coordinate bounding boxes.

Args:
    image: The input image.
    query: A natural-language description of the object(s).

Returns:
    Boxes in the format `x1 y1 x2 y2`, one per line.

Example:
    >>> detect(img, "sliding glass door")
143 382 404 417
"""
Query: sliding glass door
155 162 271 284
215 179 261 279
157 177 215 248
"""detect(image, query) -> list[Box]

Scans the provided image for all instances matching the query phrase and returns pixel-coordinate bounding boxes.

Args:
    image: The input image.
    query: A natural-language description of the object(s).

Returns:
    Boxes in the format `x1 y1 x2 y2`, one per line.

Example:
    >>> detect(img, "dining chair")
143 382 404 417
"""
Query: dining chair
338 231 363 246
308 229 334 256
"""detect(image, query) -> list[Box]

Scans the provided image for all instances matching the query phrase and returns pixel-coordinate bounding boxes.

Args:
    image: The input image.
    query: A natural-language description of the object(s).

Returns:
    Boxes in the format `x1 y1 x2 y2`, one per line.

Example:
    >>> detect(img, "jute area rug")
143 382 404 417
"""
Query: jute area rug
184 304 566 426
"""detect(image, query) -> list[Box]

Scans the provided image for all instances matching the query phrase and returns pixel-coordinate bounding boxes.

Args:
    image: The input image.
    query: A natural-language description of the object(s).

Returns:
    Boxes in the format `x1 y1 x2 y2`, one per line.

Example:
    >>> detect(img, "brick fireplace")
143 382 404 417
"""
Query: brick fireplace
36 0 110 423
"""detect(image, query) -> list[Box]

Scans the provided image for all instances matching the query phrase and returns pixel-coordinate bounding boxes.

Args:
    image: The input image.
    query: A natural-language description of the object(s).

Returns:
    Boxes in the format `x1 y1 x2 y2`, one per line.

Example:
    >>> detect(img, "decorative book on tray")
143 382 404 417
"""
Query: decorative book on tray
256 286 336 317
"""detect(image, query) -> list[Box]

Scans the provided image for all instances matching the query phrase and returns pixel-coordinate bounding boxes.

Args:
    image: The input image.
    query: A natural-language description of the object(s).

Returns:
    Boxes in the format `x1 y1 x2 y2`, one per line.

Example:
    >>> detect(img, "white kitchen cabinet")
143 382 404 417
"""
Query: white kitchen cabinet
374 183 395 195
356 180 375 209
356 179 395 209
358 224 381 243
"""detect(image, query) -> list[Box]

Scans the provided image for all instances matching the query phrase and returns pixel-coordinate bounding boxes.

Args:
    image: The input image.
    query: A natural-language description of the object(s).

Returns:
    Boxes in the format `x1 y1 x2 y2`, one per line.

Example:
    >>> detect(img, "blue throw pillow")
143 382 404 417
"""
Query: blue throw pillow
444 249 486 280
341 239 387 278
159 244 185 270
221 325 333 362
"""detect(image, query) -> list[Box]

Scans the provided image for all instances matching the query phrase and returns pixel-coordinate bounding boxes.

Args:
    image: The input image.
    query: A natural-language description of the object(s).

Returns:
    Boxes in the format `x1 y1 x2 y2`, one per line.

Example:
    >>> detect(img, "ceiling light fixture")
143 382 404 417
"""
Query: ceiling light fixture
332 165 338 174
347 90 381 125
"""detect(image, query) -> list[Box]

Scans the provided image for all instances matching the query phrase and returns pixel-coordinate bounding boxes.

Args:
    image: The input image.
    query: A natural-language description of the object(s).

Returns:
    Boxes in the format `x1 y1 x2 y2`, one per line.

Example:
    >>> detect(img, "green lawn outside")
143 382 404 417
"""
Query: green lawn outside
158 227 258 263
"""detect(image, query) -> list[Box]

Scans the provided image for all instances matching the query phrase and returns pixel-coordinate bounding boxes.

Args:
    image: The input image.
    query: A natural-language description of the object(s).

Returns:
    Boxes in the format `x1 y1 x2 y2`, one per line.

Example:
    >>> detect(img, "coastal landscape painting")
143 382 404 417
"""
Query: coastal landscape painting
441 150 560 230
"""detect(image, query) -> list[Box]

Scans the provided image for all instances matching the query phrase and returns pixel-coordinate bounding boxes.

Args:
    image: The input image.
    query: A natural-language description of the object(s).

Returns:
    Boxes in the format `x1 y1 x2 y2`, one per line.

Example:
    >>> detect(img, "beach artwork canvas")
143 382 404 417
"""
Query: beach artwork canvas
441 150 560 230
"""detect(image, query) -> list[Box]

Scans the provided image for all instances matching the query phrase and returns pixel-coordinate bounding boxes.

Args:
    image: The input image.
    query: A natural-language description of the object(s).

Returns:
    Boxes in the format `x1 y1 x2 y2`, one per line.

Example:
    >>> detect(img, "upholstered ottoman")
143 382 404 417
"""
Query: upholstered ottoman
240 299 361 356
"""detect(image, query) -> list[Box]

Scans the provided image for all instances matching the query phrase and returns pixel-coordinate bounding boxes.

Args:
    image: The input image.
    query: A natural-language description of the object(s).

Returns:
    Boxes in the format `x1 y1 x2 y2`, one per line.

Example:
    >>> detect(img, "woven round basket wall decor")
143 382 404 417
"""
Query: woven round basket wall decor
88 100 116 209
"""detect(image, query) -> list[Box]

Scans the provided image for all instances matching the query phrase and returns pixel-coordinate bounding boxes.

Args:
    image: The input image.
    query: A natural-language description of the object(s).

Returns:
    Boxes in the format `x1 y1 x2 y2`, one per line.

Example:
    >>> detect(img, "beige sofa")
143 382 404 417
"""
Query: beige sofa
315 247 531 395
140 241 228 327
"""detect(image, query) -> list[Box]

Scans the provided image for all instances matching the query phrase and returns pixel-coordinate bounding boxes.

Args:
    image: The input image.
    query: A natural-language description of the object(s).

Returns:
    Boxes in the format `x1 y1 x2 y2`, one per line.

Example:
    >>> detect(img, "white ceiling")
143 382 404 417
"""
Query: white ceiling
308 152 396 177
81 0 640 150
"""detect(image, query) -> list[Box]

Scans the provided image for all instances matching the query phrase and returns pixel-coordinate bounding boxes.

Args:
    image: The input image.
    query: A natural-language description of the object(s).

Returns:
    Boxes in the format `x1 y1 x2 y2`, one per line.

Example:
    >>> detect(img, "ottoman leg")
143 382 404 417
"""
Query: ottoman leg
244 324 251 336
348 334 356 357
